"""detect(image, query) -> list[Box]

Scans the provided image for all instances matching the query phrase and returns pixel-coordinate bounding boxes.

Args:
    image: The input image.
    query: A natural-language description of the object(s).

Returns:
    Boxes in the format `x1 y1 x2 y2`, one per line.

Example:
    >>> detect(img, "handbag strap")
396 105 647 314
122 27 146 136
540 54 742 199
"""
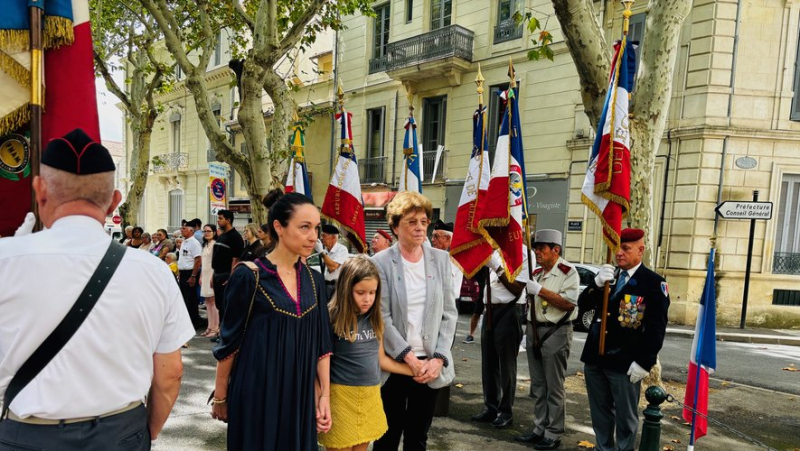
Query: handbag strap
2 240 126 418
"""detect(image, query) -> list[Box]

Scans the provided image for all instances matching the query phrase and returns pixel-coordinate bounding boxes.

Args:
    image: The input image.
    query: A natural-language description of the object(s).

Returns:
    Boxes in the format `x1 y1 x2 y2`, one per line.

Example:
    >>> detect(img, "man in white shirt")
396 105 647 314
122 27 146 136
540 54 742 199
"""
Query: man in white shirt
430 220 463 301
0 128 194 450
314 224 350 300
178 220 203 329
471 247 528 429
516 229 579 450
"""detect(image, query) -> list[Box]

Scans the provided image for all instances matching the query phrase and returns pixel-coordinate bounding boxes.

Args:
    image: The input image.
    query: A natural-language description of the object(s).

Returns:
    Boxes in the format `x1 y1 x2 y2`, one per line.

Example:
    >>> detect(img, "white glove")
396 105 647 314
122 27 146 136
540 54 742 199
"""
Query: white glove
13 212 36 237
594 264 615 287
487 253 502 272
314 239 324 253
527 279 543 297
627 361 649 384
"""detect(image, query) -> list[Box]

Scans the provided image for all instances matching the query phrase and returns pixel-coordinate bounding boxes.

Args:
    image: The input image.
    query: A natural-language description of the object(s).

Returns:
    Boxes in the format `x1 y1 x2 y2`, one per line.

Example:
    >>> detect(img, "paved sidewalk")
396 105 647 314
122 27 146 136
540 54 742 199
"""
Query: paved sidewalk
666 324 800 347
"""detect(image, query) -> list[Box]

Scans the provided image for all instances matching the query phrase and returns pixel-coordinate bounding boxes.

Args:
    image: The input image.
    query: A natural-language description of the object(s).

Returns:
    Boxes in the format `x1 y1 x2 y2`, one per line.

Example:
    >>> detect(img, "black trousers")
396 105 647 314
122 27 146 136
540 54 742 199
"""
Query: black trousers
179 270 202 328
373 373 440 451
480 303 524 417
213 273 229 320
0 404 149 451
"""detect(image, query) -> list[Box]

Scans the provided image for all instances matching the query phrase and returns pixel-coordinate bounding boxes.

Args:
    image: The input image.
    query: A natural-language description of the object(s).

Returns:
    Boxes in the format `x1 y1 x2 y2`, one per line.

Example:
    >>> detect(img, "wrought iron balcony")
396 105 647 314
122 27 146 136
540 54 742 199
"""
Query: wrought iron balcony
422 149 447 183
151 153 189 173
369 25 474 78
494 20 523 44
773 252 800 275
359 156 388 184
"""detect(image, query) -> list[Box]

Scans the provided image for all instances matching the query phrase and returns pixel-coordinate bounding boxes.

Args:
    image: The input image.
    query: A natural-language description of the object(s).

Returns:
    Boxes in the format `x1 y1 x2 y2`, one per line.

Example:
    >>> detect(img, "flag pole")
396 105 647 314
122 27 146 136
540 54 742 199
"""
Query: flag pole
403 83 414 190
508 58 537 346
688 237 715 450
29 2 44 230
475 64 494 329
599 0 634 355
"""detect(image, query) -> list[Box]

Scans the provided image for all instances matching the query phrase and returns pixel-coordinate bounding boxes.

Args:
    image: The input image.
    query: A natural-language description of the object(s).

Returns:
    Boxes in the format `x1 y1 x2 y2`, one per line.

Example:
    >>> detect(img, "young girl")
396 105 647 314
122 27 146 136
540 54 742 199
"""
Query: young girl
319 255 413 451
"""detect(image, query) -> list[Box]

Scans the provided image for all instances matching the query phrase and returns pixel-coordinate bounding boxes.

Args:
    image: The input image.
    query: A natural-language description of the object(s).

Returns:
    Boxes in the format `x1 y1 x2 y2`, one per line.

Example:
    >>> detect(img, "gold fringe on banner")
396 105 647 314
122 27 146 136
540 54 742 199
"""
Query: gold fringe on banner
0 103 31 137
0 52 31 88
43 16 74 49
0 17 74 53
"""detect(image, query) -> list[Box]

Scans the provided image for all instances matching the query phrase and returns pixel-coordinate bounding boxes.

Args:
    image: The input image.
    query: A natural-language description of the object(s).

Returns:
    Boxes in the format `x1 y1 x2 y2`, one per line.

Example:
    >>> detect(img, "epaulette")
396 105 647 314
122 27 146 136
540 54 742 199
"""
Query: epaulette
558 263 572 275
533 267 544 276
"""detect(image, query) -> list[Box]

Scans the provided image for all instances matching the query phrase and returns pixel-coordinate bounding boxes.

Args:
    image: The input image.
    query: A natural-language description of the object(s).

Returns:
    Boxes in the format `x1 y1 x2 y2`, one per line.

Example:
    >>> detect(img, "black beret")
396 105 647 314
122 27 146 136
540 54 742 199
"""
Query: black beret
322 224 339 235
432 219 453 233
41 128 115 175
621 228 645 243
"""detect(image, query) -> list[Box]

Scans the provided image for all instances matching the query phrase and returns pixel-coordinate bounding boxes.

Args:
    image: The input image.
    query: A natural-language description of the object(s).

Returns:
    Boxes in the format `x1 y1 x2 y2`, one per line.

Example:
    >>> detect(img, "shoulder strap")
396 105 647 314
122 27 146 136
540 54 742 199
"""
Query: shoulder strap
2 240 126 418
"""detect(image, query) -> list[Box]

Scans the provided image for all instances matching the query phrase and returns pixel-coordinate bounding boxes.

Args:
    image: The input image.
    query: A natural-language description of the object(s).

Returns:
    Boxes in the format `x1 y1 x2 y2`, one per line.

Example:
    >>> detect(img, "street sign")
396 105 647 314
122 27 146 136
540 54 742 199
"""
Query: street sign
112 215 122 225
714 201 773 220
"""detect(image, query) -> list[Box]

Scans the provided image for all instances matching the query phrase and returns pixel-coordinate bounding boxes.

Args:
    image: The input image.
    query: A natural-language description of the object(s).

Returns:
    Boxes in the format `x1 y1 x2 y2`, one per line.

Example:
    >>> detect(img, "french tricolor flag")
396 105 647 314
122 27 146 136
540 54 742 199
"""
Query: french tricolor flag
43 0 101 142
398 115 422 193
683 248 717 447
580 39 635 252
450 104 493 279
321 109 366 253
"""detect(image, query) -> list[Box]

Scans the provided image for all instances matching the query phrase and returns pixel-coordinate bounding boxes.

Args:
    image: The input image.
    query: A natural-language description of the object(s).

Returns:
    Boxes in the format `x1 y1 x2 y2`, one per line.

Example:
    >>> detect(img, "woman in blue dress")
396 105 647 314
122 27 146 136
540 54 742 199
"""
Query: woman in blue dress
210 193 333 450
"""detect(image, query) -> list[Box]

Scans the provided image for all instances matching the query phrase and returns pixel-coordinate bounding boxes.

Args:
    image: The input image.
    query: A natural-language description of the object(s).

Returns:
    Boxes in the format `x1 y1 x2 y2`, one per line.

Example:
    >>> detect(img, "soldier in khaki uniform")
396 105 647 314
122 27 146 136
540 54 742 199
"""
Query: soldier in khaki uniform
515 229 579 450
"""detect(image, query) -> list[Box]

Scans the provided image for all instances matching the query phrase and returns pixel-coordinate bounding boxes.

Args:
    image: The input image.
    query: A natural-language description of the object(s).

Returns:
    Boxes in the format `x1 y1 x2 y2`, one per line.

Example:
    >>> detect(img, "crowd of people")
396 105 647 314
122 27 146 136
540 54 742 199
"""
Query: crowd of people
0 129 671 451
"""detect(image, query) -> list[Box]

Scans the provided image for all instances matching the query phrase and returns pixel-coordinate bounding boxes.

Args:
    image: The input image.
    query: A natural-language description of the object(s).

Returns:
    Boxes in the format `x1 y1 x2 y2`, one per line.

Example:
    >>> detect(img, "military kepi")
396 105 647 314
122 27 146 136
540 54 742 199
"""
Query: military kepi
620 228 645 243
41 128 115 175
534 229 562 246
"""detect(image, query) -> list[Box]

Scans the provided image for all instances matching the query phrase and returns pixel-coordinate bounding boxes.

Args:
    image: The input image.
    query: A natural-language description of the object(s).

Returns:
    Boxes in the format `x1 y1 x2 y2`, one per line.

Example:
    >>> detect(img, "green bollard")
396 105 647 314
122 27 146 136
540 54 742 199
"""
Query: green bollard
638 385 668 451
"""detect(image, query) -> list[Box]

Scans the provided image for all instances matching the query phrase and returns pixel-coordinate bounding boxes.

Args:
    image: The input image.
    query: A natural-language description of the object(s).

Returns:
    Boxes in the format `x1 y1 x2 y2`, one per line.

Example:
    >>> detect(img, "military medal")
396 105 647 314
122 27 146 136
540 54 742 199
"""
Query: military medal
541 300 548 314
618 295 645 328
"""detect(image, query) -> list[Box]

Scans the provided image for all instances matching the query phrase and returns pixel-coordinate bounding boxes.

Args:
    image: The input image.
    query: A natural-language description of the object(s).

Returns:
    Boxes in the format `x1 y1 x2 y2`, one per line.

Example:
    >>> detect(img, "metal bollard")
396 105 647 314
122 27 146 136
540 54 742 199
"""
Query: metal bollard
638 385 668 451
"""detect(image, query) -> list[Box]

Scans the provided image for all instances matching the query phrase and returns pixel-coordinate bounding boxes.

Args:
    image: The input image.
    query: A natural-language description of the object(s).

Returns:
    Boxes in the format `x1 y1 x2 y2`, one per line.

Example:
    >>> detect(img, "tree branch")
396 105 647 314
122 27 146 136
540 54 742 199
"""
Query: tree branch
551 0 610 127
233 0 255 32
276 0 327 58
95 50 133 112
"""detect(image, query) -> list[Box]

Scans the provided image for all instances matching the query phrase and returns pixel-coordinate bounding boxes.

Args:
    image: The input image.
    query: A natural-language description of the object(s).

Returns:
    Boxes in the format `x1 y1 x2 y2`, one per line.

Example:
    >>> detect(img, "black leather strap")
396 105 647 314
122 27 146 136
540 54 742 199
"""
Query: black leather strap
2 240 126 418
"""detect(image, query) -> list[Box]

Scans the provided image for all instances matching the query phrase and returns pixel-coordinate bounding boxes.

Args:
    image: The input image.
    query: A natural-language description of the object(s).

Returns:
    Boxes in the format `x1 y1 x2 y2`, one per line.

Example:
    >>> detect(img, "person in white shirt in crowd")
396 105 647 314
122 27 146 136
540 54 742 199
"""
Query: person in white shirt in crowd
471 246 528 430
177 219 204 330
430 220 463 302
315 224 350 300
0 128 194 450
515 229 580 450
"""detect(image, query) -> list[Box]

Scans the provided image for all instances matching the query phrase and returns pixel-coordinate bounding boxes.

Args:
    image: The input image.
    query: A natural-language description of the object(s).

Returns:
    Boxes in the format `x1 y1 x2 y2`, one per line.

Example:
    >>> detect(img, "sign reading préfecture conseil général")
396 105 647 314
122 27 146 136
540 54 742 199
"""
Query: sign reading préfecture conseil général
714 201 773 220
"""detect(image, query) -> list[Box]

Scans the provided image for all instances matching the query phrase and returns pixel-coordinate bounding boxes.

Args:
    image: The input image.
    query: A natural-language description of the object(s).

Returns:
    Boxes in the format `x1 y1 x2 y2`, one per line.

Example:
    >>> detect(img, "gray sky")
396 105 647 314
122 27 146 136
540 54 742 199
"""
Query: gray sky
95 68 124 142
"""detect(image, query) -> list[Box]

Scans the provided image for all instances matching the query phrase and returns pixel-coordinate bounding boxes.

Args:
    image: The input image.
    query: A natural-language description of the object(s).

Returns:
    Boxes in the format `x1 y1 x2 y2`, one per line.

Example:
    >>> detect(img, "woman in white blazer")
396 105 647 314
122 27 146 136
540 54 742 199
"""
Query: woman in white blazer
371 191 458 451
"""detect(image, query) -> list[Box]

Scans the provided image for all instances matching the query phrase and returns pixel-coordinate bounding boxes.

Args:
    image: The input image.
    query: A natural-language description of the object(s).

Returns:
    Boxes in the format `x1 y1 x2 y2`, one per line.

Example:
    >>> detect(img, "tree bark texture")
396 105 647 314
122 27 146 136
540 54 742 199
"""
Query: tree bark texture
628 0 692 263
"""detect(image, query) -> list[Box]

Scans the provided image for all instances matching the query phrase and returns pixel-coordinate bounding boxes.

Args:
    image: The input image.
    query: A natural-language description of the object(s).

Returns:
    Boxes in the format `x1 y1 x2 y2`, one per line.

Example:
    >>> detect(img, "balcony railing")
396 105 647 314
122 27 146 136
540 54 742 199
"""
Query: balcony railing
422 149 447 183
359 156 388 184
369 25 474 74
494 20 523 44
151 153 189 173
773 252 800 275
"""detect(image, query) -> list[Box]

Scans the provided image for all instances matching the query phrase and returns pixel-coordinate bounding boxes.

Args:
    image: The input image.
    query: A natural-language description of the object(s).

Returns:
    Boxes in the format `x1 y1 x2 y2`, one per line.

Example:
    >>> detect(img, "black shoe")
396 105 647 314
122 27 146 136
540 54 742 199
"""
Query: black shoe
463 335 474 343
209 336 220 343
470 409 497 422
533 437 561 450
491 414 513 428
514 431 544 444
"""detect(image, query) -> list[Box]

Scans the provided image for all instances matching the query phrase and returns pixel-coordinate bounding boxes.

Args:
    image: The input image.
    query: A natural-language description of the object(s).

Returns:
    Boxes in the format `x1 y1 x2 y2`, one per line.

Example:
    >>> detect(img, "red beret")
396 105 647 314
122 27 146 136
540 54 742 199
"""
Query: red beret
376 229 392 242
620 228 645 243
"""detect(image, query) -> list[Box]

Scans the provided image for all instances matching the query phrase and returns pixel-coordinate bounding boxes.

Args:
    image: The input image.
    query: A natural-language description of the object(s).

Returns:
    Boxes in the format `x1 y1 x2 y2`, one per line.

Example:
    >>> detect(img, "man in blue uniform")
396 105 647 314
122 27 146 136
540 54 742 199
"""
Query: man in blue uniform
578 228 670 451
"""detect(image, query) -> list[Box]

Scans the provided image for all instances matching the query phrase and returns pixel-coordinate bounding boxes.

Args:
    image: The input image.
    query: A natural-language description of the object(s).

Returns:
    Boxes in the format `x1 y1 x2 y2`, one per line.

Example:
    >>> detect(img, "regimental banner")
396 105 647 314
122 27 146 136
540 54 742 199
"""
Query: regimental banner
208 162 229 216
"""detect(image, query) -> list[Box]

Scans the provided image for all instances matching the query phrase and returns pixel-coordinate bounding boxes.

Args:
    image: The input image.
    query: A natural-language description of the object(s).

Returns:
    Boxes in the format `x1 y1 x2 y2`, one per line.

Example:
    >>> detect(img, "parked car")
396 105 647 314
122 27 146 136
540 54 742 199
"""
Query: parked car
457 277 481 313
573 263 600 331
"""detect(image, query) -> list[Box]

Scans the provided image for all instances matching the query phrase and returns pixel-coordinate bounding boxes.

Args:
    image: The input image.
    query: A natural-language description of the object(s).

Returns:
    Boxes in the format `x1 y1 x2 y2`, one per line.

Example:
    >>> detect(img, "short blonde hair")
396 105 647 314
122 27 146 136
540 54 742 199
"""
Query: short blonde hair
386 191 432 234
244 223 259 237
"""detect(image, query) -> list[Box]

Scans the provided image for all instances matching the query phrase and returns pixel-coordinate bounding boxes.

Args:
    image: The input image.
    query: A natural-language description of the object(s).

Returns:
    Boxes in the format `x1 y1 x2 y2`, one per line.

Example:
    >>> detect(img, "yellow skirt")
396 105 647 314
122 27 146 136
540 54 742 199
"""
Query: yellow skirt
318 383 388 449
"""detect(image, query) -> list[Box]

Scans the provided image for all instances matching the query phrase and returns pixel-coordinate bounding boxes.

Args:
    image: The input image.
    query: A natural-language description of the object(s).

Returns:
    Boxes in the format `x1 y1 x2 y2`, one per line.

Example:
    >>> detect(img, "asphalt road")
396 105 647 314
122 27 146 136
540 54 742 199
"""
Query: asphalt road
154 313 800 450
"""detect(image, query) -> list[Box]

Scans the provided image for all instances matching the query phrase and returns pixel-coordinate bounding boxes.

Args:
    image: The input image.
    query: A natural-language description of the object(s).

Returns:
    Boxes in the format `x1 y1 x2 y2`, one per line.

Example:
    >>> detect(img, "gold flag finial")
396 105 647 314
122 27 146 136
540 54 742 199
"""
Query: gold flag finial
337 83 345 110
475 63 485 105
292 110 300 123
622 0 635 34
508 58 516 89
404 82 415 115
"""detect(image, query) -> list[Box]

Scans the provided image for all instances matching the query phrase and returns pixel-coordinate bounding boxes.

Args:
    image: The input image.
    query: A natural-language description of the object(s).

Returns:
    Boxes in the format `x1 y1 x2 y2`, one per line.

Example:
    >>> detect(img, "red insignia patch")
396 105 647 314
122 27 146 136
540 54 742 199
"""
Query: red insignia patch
558 263 571 275
533 268 544 276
